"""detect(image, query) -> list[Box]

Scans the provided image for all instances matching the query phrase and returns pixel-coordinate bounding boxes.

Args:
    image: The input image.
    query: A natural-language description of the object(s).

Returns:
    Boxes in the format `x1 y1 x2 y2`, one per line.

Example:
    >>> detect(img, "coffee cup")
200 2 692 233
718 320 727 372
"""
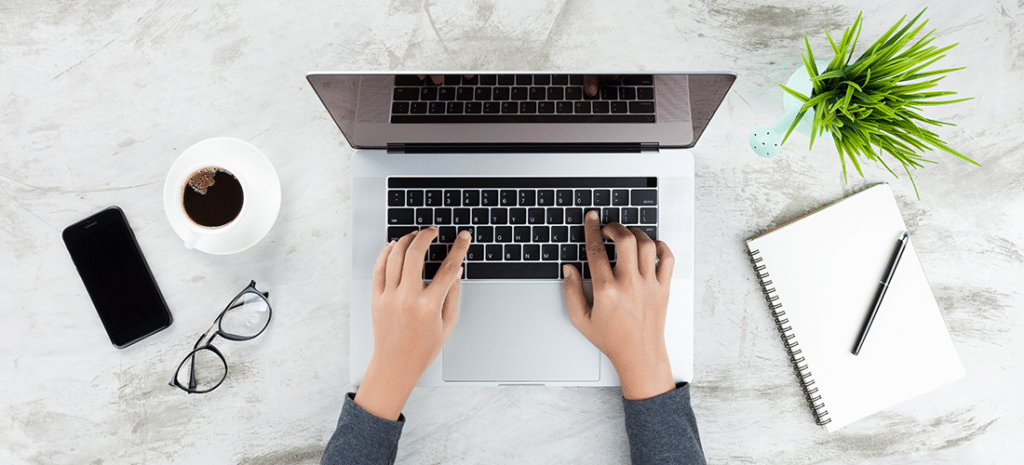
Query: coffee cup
163 137 280 255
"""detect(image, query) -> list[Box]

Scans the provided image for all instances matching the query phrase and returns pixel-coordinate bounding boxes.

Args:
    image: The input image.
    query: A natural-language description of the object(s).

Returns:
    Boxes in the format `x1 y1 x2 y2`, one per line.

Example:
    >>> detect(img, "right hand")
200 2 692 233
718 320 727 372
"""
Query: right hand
562 210 676 400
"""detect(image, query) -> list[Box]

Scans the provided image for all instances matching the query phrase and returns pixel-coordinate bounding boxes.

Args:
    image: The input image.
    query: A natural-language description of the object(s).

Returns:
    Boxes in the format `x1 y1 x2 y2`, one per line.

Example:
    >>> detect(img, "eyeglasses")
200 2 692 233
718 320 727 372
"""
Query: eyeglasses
170 281 272 394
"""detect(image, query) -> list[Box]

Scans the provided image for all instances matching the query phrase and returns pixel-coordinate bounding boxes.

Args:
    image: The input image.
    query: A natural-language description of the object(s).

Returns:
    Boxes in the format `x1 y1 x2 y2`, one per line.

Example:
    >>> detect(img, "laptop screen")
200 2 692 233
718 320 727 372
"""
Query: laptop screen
307 73 734 150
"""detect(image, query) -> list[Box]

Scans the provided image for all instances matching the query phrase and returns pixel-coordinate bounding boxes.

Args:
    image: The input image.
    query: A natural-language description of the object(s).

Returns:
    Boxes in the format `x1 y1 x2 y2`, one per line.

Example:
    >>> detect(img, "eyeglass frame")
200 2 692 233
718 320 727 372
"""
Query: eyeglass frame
169 280 271 394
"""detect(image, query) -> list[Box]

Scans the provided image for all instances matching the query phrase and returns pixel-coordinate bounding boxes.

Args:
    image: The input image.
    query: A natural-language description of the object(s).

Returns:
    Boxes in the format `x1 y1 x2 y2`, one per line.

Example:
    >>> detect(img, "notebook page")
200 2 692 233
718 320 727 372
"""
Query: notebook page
748 184 965 432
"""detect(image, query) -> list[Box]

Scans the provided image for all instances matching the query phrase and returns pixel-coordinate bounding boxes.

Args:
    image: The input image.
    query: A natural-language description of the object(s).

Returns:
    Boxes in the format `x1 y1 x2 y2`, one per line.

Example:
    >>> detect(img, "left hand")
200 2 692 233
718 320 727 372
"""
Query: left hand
354 227 470 420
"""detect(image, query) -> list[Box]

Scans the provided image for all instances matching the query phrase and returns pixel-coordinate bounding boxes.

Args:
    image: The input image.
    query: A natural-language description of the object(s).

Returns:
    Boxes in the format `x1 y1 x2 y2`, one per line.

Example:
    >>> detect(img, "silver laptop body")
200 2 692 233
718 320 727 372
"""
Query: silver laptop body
307 72 734 386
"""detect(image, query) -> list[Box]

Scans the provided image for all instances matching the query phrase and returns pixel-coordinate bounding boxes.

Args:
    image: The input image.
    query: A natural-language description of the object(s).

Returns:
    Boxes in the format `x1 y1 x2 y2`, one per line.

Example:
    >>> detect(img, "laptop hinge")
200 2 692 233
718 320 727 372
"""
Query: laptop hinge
386 143 659 154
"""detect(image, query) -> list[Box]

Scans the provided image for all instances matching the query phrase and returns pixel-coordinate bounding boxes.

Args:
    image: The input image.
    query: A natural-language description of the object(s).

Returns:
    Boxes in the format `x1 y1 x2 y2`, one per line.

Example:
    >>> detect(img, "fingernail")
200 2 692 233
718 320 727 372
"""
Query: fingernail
587 210 599 220
458 230 471 239
562 264 572 277
429 225 438 230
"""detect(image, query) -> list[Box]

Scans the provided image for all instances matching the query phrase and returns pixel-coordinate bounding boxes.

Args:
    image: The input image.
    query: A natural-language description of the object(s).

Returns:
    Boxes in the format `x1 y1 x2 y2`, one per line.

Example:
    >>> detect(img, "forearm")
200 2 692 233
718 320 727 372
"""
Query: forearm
622 382 706 465
320 393 405 465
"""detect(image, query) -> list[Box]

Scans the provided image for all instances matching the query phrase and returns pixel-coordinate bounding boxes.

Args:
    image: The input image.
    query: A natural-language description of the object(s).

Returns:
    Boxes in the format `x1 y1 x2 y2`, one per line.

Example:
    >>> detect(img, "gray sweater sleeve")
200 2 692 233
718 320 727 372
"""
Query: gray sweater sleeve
320 393 404 465
622 382 706 465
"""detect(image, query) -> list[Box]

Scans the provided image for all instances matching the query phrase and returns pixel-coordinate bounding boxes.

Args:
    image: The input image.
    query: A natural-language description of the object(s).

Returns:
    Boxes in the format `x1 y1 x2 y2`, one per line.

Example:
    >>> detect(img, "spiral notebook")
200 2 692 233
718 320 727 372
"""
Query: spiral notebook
746 184 965 433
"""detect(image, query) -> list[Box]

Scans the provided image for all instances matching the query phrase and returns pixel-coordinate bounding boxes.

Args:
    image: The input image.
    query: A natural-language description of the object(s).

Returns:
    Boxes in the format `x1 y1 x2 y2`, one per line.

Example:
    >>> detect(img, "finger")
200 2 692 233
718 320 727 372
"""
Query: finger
440 274 462 336
562 264 592 335
584 210 613 281
400 227 438 288
631 227 657 278
373 241 396 296
427 230 471 300
386 231 417 288
431 75 444 85
601 222 638 275
655 241 676 284
583 75 599 98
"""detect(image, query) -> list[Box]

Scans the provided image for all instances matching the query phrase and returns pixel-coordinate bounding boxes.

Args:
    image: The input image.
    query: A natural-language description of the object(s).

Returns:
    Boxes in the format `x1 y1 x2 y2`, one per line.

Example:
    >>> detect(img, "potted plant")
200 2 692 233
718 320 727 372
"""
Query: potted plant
777 10 978 198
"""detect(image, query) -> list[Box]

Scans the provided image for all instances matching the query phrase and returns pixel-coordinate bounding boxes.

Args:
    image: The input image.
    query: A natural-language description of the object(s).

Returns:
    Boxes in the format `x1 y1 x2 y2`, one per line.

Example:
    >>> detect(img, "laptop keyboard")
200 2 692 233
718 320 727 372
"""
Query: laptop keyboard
386 177 659 280
390 74 656 124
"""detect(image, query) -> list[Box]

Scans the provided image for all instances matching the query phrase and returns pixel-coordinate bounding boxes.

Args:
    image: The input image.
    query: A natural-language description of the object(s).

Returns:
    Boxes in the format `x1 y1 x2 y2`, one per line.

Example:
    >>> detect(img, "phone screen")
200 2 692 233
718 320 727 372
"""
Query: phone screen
63 207 172 348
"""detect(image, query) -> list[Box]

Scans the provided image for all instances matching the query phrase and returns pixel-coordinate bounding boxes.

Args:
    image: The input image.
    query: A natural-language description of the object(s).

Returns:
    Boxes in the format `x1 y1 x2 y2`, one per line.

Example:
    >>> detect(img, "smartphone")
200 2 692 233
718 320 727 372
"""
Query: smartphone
63 206 172 348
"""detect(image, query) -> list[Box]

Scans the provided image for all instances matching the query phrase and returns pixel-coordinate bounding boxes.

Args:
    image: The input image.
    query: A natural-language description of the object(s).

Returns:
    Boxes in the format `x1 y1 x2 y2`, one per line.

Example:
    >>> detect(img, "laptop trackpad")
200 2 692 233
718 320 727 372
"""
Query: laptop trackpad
442 282 601 382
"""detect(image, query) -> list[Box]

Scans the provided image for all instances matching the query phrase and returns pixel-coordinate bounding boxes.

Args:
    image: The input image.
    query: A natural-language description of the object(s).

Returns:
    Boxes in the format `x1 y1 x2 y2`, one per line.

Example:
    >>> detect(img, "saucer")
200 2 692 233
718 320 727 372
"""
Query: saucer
163 138 281 255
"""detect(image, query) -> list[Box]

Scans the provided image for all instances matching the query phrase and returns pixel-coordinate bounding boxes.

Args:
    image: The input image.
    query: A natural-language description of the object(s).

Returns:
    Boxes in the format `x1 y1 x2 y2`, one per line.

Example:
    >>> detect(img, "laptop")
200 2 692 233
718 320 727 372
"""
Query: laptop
307 73 734 386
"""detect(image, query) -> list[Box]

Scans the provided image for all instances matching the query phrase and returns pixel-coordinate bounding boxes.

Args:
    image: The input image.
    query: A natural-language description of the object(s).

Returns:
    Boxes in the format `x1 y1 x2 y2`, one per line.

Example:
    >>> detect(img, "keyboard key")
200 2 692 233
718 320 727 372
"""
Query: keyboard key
556 190 573 206
438 88 456 101
463 190 480 206
446 102 464 114
393 88 419 101
438 226 456 243
560 244 578 261
490 208 508 225
564 208 582 225
495 226 512 243
562 262 582 279
387 226 418 242
467 244 484 261
600 87 617 100
504 244 522 261
416 208 431 225
528 88 545 101
475 226 493 243
520 101 537 113
425 190 443 206
481 190 498 206
621 207 638 224
556 101 573 113
485 245 503 261
444 190 461 206
515 74 532 85
429 244 448 261
551 75 569 85
480 75 497 86
428 102 445 114
542 245 559 261
483 101 500 113
472 208 489 225
514 226 530 243
623 75 653 86
501 102 518 114
538 102 555 114
547 87 564 100
462 75 478 85
565 87 583 100
637 87 655 100
407 190 424 206
395 75 424 86
574 101 592 113
388 190 404 206
457 87 474 101
388 208 414 225
602 207 619 224
523 244 541 260
611 101 628 113
452 208 471 224
475 87 492 101
569 225 584 242
532 75 550 85
638 226 657 240
456 225 474 239
467 262 559 279
465 101 482 113
532 226 550 242
612 189 629 206
410 102 428 114
509 208 527 224
444 75 461 86
640 207 657 224
618 87 636 100
631 189 658 205
537 190 554 206
593 189 610 206
392 102 410 114
527 208 545 224
493 87 510 100
500 190 516 206
519 190 536 206
575 190 592 206
592 101 610 113
569 75 583 85
546 207 563 224
420 87 437 100
511 87 528 100
629 101 656 113
434 208 452 225
423 262 442 280
551 226 568 243
497 75 515 85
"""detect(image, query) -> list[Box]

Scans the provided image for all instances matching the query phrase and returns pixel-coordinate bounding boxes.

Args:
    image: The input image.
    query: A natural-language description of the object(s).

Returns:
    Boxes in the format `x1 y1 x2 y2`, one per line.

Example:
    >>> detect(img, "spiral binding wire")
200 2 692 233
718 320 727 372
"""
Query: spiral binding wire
748 249 832 426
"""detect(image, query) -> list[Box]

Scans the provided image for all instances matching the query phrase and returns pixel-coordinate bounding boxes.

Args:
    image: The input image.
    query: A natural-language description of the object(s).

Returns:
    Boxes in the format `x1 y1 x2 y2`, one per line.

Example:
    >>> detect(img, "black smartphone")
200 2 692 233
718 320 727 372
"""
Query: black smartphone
63 206 172 348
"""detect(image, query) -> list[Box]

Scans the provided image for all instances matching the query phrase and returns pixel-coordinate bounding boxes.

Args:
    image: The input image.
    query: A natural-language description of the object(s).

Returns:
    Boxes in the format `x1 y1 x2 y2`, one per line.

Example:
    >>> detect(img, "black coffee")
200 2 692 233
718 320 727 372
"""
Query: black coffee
182 168 244 227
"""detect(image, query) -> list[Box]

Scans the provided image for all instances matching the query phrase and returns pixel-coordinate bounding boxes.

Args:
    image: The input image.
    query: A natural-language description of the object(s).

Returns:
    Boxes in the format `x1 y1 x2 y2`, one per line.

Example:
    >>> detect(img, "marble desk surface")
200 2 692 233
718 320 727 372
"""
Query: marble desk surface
2 1 1022 464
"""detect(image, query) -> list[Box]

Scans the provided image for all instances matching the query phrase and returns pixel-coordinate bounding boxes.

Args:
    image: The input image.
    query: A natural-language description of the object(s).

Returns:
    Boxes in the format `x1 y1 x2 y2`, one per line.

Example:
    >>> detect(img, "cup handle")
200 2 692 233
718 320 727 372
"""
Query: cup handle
184 230 202 250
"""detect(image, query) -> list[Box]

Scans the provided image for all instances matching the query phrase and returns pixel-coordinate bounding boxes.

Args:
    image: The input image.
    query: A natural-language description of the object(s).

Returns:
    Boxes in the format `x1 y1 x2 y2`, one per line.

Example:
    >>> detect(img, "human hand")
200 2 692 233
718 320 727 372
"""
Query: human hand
562 210 676 401
354 227 471 420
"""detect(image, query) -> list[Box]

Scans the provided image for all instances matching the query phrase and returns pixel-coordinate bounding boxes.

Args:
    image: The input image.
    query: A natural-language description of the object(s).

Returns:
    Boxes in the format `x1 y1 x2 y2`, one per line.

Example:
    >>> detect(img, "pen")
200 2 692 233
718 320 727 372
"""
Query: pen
852 231 909 355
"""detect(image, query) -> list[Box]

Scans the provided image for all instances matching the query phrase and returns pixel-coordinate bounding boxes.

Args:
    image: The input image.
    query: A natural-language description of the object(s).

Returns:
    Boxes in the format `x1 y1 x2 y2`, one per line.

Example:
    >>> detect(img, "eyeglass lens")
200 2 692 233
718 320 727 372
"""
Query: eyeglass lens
220 291 271 339
175 347 227 392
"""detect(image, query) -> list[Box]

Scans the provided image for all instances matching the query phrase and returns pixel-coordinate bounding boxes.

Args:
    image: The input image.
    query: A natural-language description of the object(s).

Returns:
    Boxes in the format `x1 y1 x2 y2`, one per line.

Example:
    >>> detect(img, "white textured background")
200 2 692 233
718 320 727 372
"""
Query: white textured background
2 0 1022 463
